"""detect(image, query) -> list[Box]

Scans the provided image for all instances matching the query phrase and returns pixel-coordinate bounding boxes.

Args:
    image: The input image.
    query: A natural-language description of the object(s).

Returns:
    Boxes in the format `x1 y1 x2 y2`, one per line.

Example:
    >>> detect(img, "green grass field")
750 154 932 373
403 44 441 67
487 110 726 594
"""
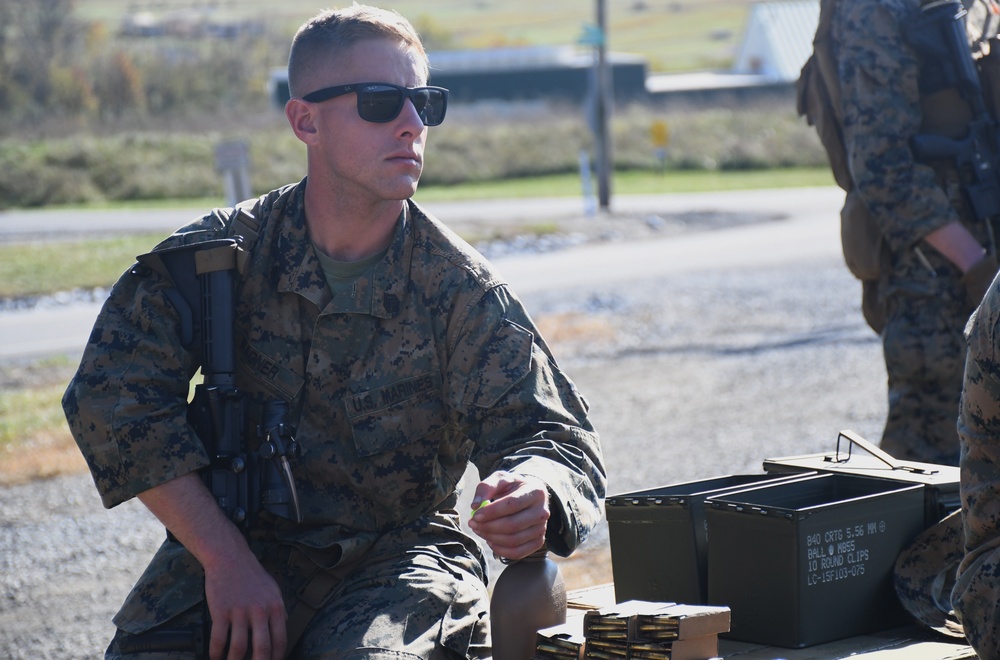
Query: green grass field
75 0 759 73
1 167 834 300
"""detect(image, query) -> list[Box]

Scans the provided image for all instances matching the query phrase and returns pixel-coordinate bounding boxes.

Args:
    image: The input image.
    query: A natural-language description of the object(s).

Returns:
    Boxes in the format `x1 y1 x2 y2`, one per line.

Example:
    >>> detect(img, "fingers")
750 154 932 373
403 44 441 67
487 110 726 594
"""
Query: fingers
208 607 286 660
470 476 547 524
208 614 232 660
249 618 271 660
265 603 288 660
470 470 518 510
225 614 249 660
202 551 286 660
481 520 548 559
469 472 551 560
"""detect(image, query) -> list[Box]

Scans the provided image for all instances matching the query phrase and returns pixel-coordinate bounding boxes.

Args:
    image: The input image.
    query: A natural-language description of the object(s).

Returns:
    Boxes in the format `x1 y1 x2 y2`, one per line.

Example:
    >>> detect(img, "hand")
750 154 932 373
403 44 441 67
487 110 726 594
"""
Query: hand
137 473 287 660
468 471 550 560
203 542 287 660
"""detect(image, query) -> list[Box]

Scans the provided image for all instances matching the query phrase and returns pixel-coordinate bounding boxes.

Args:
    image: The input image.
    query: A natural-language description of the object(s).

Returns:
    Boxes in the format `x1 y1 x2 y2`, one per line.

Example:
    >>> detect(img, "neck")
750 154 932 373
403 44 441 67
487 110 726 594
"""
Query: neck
303 182 404 261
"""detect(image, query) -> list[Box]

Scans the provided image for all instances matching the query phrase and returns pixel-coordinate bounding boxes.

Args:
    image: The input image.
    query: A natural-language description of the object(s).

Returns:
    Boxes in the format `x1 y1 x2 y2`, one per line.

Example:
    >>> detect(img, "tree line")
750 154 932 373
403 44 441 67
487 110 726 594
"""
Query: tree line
0 0 291 136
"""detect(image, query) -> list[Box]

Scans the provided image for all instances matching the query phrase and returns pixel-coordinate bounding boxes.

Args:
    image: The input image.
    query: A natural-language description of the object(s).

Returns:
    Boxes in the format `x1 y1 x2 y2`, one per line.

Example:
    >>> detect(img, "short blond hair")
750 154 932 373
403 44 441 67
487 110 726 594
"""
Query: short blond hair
287 4 428 98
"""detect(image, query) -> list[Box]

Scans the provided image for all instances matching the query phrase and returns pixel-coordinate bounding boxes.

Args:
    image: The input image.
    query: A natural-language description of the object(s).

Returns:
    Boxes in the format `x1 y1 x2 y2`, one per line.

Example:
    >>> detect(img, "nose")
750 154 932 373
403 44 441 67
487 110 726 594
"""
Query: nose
396 98 426 134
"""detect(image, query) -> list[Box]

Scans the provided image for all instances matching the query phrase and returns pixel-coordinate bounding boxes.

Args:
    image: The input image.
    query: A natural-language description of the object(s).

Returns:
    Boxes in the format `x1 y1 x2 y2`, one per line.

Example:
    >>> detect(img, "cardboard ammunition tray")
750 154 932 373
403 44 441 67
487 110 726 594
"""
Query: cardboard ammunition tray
537 601 731 660
605 473 813 605
763 430 960 527
705 472 925 648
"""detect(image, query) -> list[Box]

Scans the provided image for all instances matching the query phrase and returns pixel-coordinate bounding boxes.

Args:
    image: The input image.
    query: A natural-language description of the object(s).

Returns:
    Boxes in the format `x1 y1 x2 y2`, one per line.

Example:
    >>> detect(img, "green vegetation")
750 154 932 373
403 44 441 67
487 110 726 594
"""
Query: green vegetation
0 234 162 299
0 2 826 210
0 355 84 485
72 0 758 74
0 382 69 448
2 0 762 139
0 99 828 209
419 166 834 201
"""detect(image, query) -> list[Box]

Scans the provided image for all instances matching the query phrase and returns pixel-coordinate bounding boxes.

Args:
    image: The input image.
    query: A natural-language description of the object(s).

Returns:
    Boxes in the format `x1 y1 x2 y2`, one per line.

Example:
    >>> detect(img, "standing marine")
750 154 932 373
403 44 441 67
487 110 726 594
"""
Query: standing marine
804 0 1000 465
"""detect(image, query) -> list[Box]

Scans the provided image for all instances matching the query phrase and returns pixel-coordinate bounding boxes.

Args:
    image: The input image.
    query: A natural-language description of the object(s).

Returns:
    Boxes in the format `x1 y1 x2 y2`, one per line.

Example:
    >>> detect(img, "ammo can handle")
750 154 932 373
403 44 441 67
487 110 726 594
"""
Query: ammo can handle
830 429 938 475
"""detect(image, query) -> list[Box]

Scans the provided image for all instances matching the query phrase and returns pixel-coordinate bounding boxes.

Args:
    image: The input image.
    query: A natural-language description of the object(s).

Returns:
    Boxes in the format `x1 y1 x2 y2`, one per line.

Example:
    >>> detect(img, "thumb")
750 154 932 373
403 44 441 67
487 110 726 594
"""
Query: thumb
471 470 517 509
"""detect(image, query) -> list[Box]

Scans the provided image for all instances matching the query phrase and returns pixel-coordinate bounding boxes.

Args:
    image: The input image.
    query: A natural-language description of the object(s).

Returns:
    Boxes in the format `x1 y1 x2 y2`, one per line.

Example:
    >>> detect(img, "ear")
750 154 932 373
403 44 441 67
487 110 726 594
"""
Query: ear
285 98 320 146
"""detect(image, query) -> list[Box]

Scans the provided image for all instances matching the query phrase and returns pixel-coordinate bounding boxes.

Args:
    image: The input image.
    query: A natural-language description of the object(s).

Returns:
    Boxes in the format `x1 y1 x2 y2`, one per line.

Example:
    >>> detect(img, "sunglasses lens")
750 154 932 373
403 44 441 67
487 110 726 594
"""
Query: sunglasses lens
359 86 404 122
356 85 448 126
414 89 447 126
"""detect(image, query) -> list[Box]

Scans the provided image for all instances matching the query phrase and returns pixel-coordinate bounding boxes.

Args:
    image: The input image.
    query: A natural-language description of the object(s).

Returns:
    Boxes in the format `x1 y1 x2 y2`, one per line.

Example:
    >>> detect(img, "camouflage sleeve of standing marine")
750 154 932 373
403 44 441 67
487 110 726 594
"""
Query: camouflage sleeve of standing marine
60 215 229 509
836 0 960 253
954 283 1000 655
448 284 607 558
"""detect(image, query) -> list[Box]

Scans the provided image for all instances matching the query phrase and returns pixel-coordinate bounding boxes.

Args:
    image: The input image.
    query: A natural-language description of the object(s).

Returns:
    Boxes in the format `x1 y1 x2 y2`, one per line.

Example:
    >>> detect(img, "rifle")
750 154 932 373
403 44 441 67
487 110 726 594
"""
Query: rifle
120 233 301 655
906 0 1000 250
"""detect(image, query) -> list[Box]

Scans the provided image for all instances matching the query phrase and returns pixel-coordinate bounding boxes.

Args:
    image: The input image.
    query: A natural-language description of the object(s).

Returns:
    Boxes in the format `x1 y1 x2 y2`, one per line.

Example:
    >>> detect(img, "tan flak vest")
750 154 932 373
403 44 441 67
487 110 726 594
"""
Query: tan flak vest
797 0 999 283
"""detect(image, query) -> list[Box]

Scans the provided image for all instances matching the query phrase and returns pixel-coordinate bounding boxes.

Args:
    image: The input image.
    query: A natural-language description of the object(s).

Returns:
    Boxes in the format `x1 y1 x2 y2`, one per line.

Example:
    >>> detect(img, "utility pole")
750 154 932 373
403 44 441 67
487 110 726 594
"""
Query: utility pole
595 0 613 211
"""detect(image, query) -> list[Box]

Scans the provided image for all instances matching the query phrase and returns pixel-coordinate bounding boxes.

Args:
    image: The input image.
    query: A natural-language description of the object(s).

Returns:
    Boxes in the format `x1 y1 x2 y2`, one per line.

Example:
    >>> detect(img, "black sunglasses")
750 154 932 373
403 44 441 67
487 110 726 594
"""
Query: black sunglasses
302 82 449 126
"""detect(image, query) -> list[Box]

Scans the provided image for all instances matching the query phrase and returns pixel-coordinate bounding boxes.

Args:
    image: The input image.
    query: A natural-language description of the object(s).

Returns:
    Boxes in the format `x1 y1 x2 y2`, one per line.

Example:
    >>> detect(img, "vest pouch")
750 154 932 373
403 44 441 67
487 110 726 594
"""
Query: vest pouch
797 51 853 192
841 190 885 281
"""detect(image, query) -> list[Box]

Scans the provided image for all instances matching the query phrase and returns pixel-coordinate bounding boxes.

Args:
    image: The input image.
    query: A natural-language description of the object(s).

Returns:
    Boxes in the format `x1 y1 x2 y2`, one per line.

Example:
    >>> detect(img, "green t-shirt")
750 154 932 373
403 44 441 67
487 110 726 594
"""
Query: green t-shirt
312 243 390 300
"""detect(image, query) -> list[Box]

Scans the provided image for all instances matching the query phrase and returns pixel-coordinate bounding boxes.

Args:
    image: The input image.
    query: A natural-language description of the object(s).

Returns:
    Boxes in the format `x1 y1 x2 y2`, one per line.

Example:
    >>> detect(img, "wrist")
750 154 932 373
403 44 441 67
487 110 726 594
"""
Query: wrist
194 521 253 573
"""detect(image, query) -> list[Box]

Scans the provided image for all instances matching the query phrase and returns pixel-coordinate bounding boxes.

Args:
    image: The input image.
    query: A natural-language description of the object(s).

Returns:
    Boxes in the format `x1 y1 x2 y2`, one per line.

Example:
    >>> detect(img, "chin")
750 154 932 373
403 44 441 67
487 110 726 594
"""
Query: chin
390 179 420 200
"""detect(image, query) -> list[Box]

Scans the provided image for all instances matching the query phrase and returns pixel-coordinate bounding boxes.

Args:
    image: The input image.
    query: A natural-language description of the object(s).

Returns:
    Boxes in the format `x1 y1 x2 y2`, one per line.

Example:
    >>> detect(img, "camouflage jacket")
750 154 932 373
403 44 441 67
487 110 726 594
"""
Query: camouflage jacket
833 0 993 287
63 180 605 567
956 280 1000 654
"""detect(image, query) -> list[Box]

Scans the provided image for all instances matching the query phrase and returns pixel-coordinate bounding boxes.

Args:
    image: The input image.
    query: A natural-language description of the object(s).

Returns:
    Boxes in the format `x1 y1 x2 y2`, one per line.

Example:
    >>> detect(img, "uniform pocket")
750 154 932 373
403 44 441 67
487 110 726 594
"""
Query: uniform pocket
112 540 205 634
463 319 532 409
347 372 445 456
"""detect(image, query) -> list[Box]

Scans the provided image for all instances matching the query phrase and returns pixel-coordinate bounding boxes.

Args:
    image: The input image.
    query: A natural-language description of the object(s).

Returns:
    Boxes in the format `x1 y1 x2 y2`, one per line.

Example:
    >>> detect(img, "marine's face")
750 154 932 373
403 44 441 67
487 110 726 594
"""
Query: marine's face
305 38 429 204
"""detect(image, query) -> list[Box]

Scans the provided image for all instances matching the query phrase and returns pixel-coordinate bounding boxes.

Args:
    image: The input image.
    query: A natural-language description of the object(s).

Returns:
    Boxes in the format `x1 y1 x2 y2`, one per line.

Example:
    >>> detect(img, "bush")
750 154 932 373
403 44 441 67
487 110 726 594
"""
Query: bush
0 2 831 208
0 96 827 209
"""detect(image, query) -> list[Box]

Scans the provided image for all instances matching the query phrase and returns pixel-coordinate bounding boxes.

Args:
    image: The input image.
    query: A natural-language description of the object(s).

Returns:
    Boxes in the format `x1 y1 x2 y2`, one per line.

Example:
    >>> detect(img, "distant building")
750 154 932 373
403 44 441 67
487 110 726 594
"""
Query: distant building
270 1 820 108
427 46 649 104
269 46 648 107
733 0 818 80
647 0 818 104
119 8 264 39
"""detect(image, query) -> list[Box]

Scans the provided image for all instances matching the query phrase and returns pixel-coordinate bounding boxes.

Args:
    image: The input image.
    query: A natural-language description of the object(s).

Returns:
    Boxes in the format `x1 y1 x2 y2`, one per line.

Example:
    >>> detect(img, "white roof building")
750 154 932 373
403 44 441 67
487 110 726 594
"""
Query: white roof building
732 0 820 81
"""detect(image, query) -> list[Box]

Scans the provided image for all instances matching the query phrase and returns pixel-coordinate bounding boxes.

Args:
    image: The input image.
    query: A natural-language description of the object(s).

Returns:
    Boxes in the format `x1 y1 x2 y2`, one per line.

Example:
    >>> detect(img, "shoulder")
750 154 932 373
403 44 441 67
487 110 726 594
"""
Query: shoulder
833 0 921 83
144 183 302 260
835 0 913 39
838 0 915 20
406 200 505 292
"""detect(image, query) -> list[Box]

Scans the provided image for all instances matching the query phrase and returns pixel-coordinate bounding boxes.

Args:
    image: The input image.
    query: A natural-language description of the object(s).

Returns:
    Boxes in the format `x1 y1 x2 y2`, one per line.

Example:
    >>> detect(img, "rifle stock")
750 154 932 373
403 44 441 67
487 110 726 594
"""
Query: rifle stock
125 235 301 656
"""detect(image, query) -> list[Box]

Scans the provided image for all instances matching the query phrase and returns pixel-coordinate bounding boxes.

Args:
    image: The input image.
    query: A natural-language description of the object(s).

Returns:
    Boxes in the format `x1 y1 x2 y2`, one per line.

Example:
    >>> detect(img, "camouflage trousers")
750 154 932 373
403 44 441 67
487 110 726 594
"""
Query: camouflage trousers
879 286 968 466
105 538 491 659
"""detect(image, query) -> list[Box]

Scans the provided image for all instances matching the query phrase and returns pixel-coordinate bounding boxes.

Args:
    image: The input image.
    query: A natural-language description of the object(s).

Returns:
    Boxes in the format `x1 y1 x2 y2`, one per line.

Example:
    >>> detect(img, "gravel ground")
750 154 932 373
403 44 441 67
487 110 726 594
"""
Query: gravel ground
0 209 888 658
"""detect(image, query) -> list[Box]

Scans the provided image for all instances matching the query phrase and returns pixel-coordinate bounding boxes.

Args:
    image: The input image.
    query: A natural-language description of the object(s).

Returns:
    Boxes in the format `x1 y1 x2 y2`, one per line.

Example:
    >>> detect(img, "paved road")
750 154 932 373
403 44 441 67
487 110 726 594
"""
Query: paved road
0 187 842 240
0 187 845 361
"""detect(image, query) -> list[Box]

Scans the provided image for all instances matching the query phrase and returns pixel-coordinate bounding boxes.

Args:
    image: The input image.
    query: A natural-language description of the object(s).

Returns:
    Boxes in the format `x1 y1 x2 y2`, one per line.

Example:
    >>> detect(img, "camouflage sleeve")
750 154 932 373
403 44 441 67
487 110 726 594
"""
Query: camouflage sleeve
61 217 227 509
954 283 1000 653
836 0 959 252
448 285 607 557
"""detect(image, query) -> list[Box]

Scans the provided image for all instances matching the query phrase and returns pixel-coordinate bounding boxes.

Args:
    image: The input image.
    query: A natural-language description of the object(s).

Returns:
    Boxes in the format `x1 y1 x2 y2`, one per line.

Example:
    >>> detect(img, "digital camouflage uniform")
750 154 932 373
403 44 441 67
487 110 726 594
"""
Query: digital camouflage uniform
956 279 1000 656
62 180 607 658
832 0 994 465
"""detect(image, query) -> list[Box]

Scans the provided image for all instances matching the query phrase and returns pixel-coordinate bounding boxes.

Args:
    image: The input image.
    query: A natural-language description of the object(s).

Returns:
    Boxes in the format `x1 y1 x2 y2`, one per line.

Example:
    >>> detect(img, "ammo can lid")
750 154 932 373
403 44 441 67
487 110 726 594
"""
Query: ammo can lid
763 429 959 488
